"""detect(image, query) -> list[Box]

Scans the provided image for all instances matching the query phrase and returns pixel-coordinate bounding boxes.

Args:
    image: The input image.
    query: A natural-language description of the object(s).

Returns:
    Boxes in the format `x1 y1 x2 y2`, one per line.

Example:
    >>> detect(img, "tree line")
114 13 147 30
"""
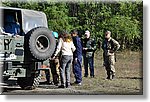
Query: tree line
2 0 143 50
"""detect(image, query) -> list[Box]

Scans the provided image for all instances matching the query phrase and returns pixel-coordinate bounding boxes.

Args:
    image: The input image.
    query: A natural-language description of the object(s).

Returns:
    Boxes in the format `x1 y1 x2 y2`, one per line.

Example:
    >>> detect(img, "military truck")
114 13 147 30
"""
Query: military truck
0 7 56 90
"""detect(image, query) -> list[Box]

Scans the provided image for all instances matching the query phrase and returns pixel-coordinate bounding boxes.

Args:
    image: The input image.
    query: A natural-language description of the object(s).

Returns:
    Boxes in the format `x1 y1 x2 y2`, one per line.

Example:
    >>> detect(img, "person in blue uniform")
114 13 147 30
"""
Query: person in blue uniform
71 30 82 85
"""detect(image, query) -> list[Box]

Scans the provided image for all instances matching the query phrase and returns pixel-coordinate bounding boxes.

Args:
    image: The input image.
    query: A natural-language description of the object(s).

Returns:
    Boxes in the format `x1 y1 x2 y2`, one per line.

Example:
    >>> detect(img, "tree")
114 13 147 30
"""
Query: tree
104 15 140 49
1 0 143 50
45 3 68 32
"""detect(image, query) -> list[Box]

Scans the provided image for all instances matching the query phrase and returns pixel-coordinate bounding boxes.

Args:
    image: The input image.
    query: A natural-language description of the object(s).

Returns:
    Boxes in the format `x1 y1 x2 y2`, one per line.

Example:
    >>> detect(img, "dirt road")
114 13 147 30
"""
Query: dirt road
2 84 104 95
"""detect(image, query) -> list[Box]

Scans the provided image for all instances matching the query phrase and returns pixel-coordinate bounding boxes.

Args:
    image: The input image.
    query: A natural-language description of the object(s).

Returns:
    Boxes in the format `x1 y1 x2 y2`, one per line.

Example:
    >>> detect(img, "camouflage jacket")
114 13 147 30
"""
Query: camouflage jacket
102 37 120 56
82 38 97 57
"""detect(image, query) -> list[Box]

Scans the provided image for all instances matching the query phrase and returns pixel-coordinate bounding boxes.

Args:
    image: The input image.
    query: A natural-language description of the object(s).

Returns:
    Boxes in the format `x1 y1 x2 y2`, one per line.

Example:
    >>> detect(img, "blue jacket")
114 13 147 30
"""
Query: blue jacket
72 36 82 58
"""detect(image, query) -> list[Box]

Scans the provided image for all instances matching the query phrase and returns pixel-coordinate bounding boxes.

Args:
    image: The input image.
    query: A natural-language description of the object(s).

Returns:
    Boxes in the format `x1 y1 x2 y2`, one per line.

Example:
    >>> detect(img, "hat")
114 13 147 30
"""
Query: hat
52 32 58 38
85 30 90 35
106 31 111 34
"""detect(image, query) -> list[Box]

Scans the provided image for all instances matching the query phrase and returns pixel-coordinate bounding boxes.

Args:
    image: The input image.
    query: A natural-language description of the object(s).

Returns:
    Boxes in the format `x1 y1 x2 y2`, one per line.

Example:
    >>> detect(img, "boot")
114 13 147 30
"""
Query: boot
112 72 115 79
106 75 110 79
106 71 111 79
112 75 115 79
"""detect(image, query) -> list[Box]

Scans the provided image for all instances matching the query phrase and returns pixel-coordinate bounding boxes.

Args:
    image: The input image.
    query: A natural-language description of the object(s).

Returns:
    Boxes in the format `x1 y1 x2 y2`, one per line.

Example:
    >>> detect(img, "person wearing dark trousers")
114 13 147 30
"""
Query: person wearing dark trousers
71 30 82 85
82 30 97 78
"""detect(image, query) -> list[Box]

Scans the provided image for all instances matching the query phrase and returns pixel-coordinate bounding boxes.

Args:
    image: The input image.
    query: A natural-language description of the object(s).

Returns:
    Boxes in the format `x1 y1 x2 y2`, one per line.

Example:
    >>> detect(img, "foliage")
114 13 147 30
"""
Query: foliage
104 15 140 49
1 0 143 50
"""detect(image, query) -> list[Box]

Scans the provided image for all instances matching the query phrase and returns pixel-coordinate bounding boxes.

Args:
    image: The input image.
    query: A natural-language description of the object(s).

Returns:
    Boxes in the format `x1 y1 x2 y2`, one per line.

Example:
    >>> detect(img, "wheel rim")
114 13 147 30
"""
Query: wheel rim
35 35 50 52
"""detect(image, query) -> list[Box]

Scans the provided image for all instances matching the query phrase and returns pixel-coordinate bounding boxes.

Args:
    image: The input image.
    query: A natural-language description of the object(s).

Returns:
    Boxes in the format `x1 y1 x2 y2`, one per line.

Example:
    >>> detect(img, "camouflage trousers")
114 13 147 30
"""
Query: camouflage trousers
104 55 115 79
50 58 60 85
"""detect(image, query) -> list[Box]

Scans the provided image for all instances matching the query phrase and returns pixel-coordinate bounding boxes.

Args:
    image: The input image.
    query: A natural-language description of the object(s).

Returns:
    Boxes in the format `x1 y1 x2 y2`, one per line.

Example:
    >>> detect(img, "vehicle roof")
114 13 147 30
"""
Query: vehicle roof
0 6 40 12
0 6 22 10
0 6 48 33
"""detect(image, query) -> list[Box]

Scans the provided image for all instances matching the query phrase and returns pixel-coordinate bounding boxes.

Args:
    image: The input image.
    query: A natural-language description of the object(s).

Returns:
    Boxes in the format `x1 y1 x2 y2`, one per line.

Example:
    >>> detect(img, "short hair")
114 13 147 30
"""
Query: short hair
71 29 78 35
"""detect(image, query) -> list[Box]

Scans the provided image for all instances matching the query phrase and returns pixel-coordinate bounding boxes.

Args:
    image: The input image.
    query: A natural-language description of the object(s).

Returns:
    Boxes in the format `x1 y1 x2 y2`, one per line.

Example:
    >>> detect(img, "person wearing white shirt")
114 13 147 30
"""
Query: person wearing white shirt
53 32 76 88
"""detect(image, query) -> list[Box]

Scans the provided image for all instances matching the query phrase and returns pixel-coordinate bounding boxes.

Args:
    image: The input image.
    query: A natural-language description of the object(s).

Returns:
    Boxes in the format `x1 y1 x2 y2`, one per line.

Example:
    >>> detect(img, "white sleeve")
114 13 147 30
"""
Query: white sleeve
71 41 76 52
54 38 63 56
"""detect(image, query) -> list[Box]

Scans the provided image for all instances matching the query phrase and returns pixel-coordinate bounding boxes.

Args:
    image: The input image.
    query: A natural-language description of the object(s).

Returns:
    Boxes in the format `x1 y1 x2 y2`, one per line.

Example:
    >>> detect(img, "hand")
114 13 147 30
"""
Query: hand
83 47 88 50
51 56 55 60
74 58 78 64
107 50 114 56
15 35 20 38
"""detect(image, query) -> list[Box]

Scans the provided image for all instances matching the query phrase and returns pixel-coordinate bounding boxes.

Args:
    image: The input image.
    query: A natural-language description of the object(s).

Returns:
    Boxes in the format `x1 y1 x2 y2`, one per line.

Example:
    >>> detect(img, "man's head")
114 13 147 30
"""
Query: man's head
85 30 90 38
71 30 78 37
105 31 111 39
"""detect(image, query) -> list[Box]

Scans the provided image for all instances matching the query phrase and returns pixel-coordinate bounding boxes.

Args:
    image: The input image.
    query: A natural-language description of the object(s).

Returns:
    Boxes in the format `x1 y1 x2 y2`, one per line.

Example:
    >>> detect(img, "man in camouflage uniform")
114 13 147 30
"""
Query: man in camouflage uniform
102 31 120 80
50 32 60 86
82 30 97 78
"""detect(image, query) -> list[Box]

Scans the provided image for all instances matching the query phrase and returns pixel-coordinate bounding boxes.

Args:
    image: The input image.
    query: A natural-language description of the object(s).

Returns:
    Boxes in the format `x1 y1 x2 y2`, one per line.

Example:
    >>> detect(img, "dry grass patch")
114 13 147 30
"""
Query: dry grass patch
71 50 143 95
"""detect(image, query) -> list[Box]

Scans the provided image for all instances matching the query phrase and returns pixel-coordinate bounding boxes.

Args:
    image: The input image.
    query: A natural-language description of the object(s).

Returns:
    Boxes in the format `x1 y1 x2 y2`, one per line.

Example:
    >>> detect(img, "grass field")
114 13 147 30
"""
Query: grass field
70 50 143 95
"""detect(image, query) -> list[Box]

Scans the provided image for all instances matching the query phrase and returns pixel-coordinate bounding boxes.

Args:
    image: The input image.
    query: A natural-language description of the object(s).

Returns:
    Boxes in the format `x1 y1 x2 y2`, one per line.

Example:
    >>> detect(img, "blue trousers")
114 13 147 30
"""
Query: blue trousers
73 56 82 83
83 54 94 77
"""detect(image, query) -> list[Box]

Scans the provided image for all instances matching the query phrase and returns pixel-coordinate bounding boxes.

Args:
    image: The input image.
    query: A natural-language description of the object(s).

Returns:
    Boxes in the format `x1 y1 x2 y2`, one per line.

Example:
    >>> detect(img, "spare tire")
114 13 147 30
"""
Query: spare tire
25 27 56 60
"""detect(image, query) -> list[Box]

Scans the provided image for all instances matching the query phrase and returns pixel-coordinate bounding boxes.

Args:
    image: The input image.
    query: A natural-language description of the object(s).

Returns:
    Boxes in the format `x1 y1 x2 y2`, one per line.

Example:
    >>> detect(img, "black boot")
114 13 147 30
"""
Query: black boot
106 76 110 79
106 71 111 79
